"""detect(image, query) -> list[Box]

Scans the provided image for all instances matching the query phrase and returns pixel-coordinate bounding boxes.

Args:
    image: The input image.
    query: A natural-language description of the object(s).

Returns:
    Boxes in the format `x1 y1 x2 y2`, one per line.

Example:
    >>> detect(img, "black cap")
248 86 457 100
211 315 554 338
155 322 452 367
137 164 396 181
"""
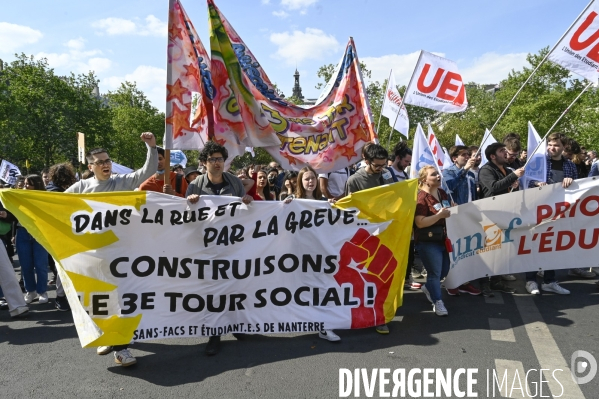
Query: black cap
184 166 199 177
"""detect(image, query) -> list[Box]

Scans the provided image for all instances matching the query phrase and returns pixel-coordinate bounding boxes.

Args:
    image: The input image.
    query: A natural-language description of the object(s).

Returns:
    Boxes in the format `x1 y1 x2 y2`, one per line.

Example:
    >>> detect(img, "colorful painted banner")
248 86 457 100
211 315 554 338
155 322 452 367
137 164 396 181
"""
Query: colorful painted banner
444 177 599 289
0 181 417 347
548 1 599 83
404 51 468 113
208 0 376 173
165 0 212 150
381 70 409 138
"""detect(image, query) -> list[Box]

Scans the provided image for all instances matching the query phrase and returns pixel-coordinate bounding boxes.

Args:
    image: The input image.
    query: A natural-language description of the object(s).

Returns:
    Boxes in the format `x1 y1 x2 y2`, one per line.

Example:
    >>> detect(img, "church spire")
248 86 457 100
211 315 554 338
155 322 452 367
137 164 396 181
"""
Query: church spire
292 68 303 100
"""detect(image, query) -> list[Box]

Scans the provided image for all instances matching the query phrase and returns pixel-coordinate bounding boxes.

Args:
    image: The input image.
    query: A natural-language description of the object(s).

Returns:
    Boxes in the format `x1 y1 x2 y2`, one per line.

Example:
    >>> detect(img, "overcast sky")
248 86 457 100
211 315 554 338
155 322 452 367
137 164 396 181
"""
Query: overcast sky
0 0 589 112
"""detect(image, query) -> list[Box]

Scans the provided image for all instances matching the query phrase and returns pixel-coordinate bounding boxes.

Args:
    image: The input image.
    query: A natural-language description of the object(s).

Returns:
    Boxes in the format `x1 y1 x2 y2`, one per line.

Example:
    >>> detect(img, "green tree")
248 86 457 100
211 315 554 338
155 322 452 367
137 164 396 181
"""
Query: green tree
0 54 111 172
438 47 597 151
104 82 165 169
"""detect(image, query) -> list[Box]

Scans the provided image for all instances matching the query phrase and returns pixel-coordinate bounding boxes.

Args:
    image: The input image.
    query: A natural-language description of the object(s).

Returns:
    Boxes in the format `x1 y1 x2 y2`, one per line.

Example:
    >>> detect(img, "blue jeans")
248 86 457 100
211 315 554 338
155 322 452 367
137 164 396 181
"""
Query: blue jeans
416 241 450 302
16 228 48 294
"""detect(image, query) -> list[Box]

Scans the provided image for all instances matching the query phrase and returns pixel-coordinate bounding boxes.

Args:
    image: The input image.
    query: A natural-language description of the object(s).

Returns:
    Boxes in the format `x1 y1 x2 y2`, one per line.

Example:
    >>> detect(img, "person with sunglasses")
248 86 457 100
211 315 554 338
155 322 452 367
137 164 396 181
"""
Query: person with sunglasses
344 143 395 335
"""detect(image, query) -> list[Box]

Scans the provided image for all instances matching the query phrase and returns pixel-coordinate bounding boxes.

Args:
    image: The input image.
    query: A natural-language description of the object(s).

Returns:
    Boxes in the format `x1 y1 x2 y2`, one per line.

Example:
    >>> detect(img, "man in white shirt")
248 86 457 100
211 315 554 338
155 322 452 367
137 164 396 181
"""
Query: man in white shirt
318 168 350 200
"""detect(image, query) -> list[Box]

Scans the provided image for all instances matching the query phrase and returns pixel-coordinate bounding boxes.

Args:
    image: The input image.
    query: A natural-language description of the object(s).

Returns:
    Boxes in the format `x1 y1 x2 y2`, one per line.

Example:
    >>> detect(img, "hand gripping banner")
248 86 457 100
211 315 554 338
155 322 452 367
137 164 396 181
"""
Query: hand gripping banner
208 0 376 173
0 181 416 347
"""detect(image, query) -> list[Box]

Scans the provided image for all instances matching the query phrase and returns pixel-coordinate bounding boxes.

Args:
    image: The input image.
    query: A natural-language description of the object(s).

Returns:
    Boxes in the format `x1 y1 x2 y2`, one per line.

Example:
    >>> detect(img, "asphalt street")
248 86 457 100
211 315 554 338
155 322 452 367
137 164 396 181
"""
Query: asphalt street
1 261 598 399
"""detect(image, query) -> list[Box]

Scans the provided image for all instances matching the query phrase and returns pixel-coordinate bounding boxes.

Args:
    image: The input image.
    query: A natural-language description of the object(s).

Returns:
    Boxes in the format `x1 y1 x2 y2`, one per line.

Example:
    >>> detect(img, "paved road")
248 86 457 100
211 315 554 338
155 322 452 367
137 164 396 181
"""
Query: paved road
2 262 598 398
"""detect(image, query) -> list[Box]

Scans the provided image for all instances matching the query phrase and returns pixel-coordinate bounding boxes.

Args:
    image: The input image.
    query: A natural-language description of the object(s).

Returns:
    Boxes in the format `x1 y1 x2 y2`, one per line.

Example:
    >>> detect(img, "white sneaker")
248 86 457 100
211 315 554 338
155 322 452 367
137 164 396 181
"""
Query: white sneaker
502 274 517 281
97 346 114 355
319 329 341 342
421 285 432 304
526 281 540 295
542 282 570 295
114 349 137 366
24 291 38 304
38 292 49 304
433 300 448 316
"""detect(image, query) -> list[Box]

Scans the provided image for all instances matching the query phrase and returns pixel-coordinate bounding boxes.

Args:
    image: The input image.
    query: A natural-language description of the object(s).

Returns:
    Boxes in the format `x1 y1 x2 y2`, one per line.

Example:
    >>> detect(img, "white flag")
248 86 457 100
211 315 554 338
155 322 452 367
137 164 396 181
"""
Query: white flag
522 121 547 189
410 124 436 178
442 147 453 170
426 125 445 170
170 150 188 168
548 1 599 83
480 129 497 166
111 162 134 174
404 51 468 113
455 134 465 146
0 160 21 185
381 70 410 138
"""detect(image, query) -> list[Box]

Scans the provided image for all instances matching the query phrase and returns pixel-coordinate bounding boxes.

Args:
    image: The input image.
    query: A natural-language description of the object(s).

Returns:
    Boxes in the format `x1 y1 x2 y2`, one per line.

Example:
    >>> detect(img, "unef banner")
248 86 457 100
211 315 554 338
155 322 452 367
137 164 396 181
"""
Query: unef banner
0 182 416 347
404 51 468 113
208 0 376 173
548 1 599 83
444 177 599 289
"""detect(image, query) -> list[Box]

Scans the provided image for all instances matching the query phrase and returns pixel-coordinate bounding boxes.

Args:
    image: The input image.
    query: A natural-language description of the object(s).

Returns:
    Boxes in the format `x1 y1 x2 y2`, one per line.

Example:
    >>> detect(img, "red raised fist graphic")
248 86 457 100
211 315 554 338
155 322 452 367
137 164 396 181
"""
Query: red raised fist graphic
335 228 397 328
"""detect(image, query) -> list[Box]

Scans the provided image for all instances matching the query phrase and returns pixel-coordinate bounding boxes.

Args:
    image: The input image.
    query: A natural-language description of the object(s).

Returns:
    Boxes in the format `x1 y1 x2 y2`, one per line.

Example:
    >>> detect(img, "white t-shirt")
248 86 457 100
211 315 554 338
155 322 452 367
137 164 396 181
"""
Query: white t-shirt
318 168 350 198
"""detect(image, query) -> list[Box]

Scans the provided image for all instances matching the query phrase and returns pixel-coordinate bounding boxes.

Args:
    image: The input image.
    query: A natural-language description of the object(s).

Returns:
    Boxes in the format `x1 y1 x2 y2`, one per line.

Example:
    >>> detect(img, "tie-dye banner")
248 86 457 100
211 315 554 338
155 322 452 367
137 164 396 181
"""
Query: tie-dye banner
165 0 213 150
0 181 416 347
208 0 376 173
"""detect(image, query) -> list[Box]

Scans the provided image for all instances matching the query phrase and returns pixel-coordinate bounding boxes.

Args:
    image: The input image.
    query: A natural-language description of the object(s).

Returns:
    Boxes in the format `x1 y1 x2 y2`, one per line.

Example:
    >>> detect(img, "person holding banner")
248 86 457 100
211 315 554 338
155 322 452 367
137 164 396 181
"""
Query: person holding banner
64 132 157 367
477 143 525 295
414 166 452 316
442 146 481 297
186 141 253 356
526 133 594 288
345 144 394 333
0 242 29 318
284 166 341 342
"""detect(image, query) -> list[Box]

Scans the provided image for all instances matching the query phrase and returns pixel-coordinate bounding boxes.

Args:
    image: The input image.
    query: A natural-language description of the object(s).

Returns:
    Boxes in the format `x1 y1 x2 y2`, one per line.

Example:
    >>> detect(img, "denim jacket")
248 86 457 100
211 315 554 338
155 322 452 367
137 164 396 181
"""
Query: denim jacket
443 164 477 205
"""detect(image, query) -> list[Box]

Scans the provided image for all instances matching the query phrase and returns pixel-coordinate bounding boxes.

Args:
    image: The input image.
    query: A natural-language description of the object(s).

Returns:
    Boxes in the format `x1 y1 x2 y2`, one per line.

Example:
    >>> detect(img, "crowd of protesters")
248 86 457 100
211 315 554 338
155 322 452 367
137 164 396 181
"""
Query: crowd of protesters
0 130 597 367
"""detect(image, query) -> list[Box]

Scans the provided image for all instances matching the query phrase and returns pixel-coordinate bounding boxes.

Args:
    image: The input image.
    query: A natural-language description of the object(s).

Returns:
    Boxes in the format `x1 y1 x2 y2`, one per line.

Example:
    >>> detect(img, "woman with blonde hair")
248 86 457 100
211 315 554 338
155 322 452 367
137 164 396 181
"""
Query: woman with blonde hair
413 166 452 316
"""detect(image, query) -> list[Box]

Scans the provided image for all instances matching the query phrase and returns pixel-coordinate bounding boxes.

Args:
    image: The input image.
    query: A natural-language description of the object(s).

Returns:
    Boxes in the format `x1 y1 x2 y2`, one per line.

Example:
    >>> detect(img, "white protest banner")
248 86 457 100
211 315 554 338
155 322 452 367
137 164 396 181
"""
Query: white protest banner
455 134 465 146
522 121 547 189
0 160 21 185
548 1 599 83
404 51 468 113
381 70 409 138
0 183 417 347
444 177 599 289
409 124 436 178
479 129 497 166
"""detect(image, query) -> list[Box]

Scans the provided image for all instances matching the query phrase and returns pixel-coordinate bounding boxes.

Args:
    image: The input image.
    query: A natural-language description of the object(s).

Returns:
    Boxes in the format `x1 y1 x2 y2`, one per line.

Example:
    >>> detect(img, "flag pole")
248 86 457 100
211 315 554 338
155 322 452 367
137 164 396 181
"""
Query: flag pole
523 81 593 170
387 51 423 150
376 69 393 135
475 0 595 158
